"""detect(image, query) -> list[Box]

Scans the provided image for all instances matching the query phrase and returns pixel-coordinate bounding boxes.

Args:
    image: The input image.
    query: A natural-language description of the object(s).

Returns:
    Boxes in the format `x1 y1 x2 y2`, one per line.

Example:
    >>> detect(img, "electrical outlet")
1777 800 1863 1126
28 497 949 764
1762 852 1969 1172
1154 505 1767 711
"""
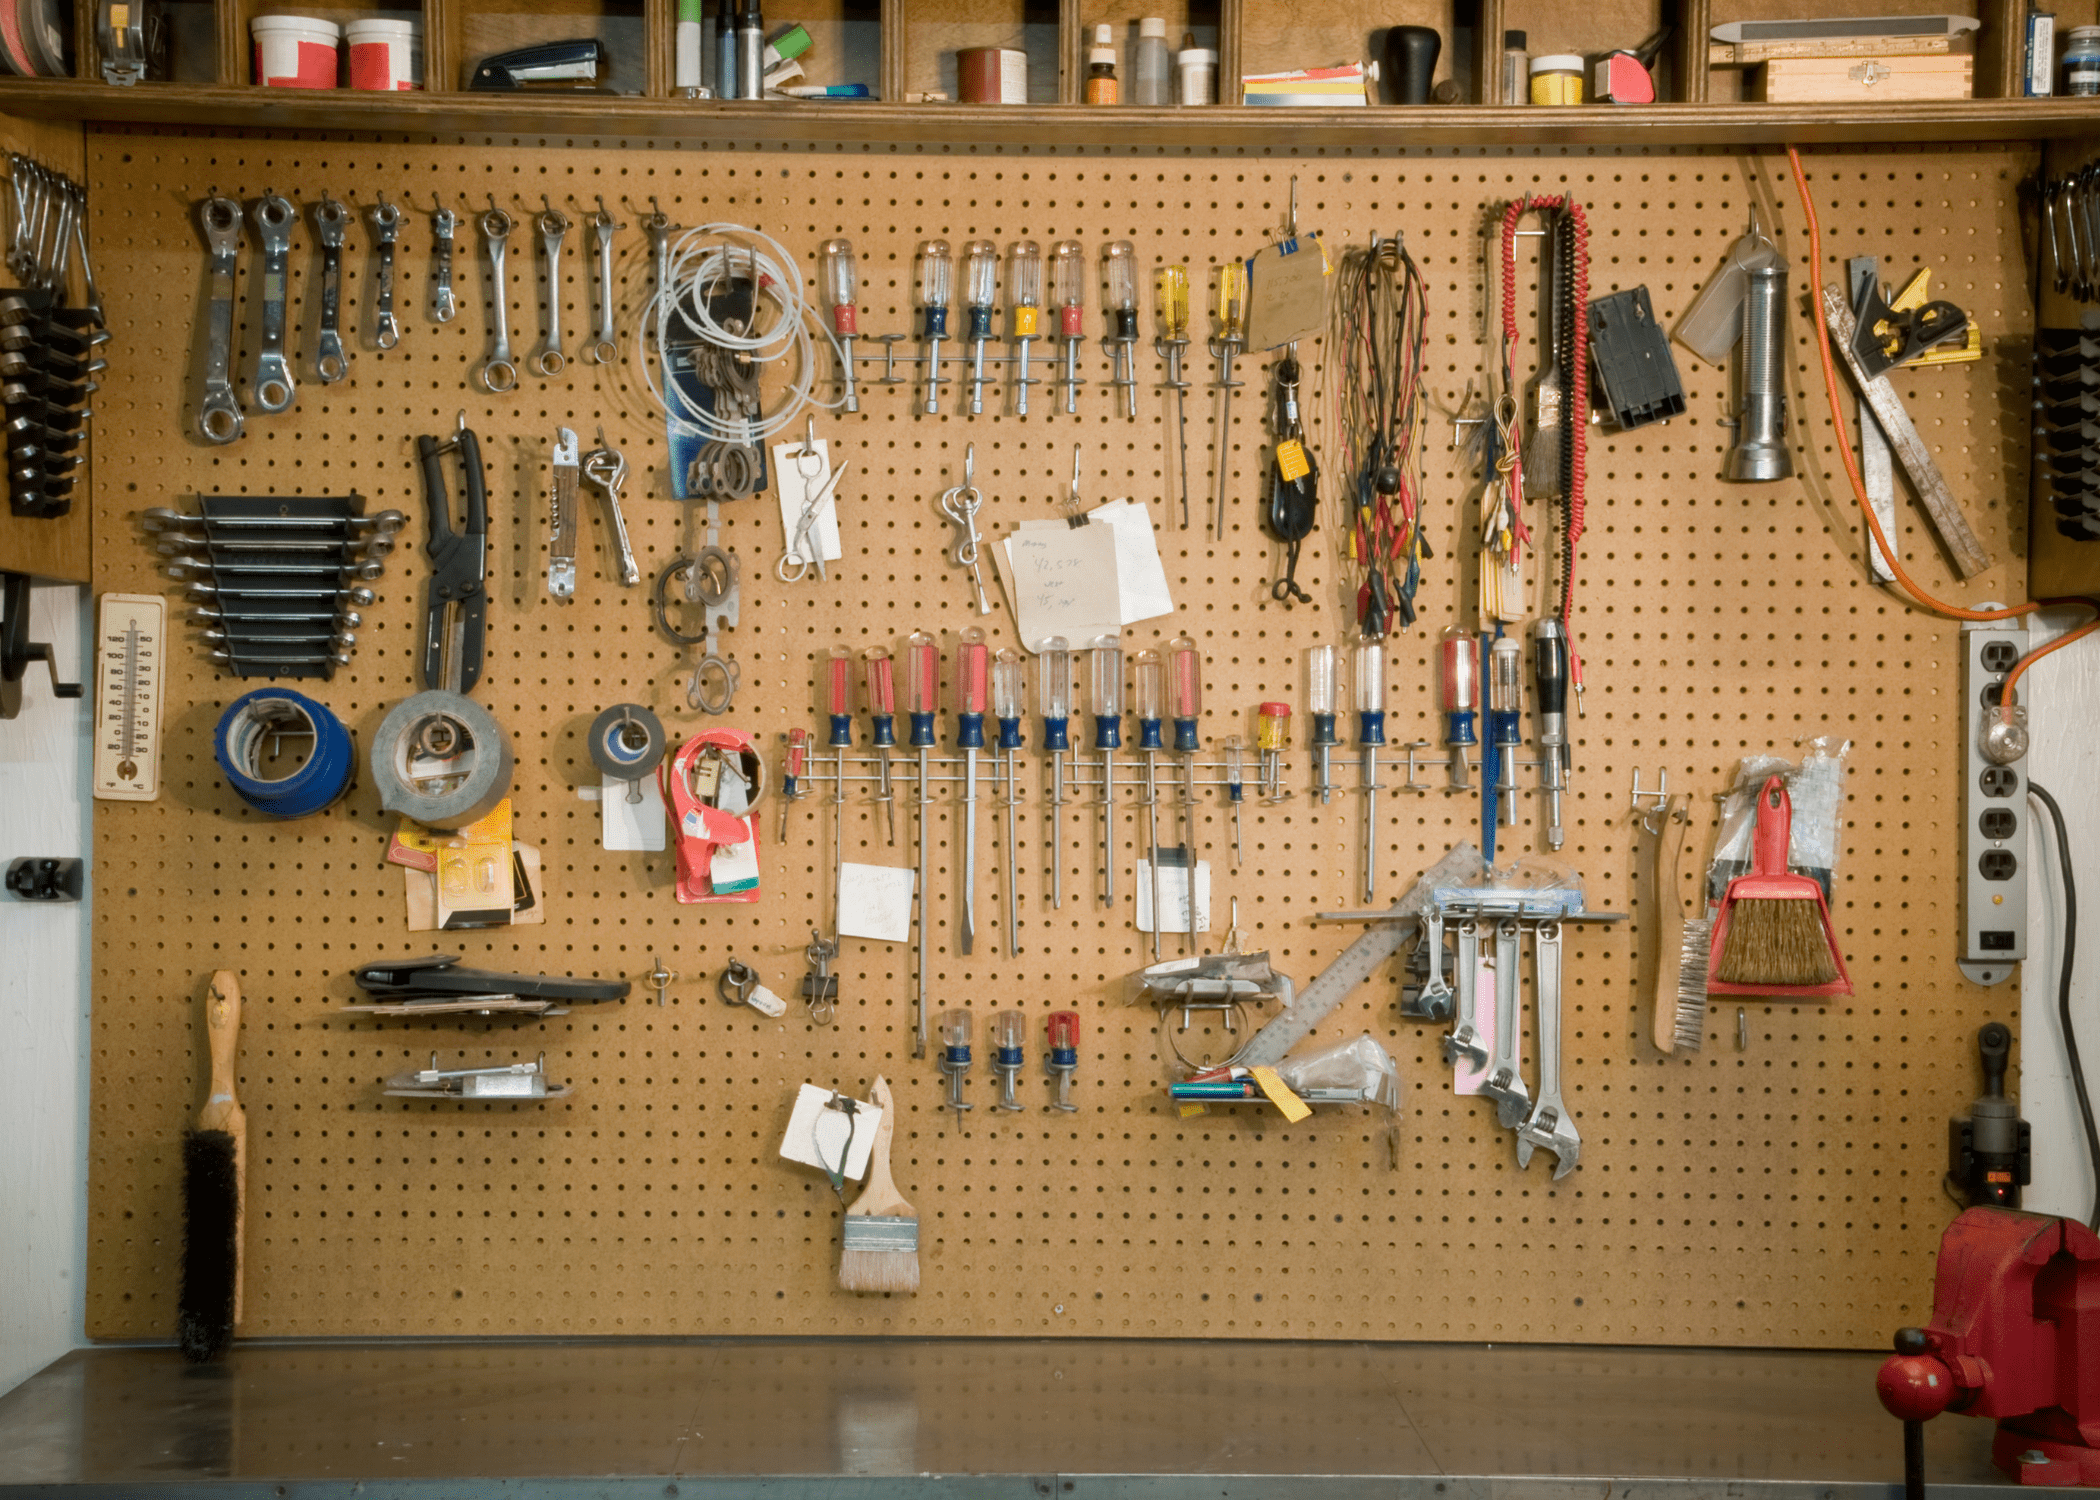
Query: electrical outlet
1960 618 2028 985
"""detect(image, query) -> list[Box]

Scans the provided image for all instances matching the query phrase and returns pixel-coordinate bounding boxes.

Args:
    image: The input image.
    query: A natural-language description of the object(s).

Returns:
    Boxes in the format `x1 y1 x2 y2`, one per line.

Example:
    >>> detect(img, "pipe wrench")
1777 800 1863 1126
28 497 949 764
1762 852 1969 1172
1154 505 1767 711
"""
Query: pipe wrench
310 197 350 382
428 196 458 323
530 199 568 377
367 194 401 349
478 205 517 393
1480 918 1532 1127
1515 921 1579 1179
195 196 244 444
415 414 488 694
247 192 296 415
548 426 579 599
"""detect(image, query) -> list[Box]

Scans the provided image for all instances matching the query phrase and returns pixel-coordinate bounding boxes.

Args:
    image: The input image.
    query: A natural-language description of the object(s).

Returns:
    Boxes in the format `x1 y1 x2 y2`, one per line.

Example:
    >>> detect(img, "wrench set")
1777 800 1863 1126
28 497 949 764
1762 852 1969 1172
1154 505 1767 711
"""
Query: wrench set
6 153 103 519
2034 326 2100 541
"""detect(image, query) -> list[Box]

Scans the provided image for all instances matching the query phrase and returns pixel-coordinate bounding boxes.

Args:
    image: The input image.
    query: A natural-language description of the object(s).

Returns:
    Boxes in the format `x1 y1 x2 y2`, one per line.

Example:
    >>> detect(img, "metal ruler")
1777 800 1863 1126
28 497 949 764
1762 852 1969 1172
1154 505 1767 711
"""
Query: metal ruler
1847 258 1898 584
92 592 166 801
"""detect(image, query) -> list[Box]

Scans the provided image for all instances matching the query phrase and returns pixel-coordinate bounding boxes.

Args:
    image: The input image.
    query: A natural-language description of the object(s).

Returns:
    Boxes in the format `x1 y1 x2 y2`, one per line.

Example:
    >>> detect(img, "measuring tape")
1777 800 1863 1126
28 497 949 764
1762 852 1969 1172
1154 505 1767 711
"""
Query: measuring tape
213 688 356 818
369 689 513 830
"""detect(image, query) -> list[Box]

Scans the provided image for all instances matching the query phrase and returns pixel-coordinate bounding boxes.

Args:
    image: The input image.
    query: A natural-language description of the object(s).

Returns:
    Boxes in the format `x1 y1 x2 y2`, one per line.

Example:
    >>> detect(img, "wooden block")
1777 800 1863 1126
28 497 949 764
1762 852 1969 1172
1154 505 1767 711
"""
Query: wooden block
1747 52 1971 102
1709 33 1960 66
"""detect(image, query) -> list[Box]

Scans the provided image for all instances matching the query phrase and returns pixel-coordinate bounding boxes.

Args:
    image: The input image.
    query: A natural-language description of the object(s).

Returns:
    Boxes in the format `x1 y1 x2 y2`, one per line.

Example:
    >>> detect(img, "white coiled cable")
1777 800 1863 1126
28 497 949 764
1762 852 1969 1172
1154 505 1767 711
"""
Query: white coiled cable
632 222 846 445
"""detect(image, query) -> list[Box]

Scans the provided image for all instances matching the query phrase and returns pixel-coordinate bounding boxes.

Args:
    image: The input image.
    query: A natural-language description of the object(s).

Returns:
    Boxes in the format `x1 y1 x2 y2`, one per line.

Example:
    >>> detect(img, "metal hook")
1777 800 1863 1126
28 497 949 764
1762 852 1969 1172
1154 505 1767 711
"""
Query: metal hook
1630 769 1671 832
800 414 817 457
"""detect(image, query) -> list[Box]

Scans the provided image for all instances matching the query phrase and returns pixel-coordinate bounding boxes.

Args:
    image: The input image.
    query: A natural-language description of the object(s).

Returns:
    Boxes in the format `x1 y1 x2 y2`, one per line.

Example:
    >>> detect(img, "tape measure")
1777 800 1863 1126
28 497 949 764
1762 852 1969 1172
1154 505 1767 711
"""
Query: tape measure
93 593 166 802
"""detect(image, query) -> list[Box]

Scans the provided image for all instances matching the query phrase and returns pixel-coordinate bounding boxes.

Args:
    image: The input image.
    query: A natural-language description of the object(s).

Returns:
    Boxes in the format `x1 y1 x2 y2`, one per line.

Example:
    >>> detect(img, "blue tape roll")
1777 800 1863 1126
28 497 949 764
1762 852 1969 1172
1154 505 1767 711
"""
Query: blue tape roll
214 688 356 819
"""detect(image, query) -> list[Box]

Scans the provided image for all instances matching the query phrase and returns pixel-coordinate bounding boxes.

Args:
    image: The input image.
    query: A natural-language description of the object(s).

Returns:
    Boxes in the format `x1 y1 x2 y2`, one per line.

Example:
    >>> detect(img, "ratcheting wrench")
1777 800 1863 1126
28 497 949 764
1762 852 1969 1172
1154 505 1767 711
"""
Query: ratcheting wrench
428 197 458 323
196 197 244 444
311 197 350 383
1481 918 1531 1129
478 205 517 394
248 192 297 415
368 194 402 349
587 197 622 364
1441 915 1487 1069
1516 921 1579 1178
548 425 579 599
530 199 568 378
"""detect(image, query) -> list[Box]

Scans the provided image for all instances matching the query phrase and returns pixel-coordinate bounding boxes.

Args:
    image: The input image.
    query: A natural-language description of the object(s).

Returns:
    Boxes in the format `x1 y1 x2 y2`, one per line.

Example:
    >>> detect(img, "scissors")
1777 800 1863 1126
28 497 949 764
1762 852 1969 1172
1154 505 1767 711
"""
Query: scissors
937 441 990 615
777 428 852 584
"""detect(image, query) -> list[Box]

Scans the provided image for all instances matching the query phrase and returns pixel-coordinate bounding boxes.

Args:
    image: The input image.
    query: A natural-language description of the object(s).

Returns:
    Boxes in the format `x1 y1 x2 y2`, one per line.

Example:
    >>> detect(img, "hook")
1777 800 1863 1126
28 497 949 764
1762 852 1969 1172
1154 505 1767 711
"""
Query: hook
801 414 817 456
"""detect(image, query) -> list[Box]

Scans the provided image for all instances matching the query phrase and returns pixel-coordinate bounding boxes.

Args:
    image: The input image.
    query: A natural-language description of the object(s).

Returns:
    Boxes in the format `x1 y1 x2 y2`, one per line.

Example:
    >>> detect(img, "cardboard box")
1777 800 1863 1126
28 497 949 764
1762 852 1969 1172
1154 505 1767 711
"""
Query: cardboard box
1747 52 1971 102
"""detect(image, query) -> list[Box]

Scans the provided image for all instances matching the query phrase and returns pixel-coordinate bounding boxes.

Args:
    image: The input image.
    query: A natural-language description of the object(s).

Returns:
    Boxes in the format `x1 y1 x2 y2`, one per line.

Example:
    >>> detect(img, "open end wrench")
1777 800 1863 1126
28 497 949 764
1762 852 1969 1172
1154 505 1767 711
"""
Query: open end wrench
311 197 350 383
587 198 622 364
429 196 458 323
1441 917 1487 1068
248 192 297 414
1516 921 1579 1179
368 195 402 349
530 200 569 378
1409 906 1452 1021
478 206 518 394
1482 918 1532 1129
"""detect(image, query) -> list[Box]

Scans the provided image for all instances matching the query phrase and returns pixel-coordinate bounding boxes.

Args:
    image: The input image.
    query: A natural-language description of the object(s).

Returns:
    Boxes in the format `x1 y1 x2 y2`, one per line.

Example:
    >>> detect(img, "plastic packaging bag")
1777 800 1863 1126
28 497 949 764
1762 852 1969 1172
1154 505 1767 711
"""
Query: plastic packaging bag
1707 735 1852 904
1276 1033 1403 1113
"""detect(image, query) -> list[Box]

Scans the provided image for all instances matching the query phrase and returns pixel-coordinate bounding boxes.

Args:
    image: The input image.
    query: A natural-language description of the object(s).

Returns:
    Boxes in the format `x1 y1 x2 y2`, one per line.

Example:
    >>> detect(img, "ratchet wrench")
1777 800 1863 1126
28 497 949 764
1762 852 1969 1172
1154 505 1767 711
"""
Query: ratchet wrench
587 196 622 364
428 196 458 323
310 197 350 383
478 204 517 394
196 196 245 444
530 198 568 378
248 191 297 415
367 194 401 349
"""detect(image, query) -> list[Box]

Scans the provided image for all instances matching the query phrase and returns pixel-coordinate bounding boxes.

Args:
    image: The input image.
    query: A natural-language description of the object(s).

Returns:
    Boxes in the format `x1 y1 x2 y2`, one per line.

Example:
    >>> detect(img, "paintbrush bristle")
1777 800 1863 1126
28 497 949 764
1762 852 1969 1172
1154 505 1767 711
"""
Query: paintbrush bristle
836 1247 921 1294
1714 898 1839 987
1675 916 1712 1051
179 1129 239 1363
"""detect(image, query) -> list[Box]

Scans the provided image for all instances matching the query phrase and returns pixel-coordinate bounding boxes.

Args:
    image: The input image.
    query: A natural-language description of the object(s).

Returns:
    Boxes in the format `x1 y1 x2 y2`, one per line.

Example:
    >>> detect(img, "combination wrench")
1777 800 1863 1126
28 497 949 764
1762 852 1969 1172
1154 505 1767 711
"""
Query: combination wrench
587 196 622 364
428 196 457 323
248 192 297 415
1441 916 1487 1070
367 194 402 349
310 197 350 382
1515 921 1579 1179
1481 918 1532 1129
530 198 568 378
478 204 517 394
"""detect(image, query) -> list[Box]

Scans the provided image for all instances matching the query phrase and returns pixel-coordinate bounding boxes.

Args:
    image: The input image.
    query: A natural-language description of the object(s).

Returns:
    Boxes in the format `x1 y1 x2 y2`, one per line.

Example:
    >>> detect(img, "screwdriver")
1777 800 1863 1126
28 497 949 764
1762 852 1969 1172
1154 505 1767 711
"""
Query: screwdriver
1224 733 1246 866
963 239 998 416
1052 239 1087 414
1438 626 1478 790
1169 635 1203 952
905 629 940 1057
780 726 809 841
991 1009 1026 1112
1038 635 1073 910
1306 644 1338 805
917 239 952 415
1257 700 1292 805
992 647 1027 956
1103 239 1139 419
825 645 855 936
1488 631 1523 829
1209 260 1247 540
862 643 899 844
1134 646 1166 958
1532 617 1570 850
1156 263 1192 528
1045 1010 1080 1112
1090 634 1124 906
1355 637 1387 903
1008 239 1042 417
819 237 860 413
955 626 988 957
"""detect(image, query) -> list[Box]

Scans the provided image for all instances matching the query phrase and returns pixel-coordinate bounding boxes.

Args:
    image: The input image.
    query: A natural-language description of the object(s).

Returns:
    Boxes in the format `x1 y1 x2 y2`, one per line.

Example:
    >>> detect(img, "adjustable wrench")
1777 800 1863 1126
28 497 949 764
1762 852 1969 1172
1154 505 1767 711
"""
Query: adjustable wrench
1515 921 1579 1179
530 200 568 377
311 197 350 383
587 197 622 364
548 426 579 599
1442 916 1487 1070
248 192 297 414
368 195 402 349
478 206 518 394
1481 918 1532 1128
1405 905 1453 1021
428 197 458 323
583 429 640 585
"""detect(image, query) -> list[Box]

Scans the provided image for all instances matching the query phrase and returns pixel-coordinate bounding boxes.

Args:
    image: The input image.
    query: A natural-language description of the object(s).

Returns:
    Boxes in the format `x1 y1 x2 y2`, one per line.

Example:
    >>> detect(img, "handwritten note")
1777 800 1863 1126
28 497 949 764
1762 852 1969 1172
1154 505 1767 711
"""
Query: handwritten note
1135 858 1210 934
994 521 1123 651
838 861 915 943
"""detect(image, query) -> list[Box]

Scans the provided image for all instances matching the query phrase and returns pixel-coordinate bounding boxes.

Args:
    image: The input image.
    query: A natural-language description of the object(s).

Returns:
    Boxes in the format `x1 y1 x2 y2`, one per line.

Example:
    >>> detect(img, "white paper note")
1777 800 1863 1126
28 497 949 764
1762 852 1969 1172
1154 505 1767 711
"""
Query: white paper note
837 861 916 943
1135 859 1210 934
995 521 1123 652
599 772 667 852
780 1083 882 1179
1089 498 1176 625
772 437 844 571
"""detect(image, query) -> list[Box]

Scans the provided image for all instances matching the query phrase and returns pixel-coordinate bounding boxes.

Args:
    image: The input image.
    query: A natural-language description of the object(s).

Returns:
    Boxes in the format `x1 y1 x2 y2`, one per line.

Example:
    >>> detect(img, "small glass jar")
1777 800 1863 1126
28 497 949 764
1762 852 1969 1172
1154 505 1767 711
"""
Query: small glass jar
2065 25 2100 95
1529 53 1583 106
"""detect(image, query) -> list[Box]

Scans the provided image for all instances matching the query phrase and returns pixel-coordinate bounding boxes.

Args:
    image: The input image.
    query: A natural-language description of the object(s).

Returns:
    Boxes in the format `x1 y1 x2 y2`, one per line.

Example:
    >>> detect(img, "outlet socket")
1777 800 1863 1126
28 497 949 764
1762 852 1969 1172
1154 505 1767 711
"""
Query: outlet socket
1960 618 2028 985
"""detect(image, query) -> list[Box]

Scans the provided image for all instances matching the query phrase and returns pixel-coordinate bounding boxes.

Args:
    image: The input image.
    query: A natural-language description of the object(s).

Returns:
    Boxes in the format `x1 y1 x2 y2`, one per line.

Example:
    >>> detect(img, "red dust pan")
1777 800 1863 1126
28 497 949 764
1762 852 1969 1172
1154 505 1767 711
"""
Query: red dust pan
1707 775 1852 999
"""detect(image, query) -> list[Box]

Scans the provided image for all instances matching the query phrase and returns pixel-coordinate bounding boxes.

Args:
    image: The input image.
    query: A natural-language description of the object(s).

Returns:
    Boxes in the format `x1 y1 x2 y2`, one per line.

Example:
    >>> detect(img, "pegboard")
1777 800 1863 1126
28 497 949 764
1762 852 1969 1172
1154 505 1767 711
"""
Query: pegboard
80 128 2037 1346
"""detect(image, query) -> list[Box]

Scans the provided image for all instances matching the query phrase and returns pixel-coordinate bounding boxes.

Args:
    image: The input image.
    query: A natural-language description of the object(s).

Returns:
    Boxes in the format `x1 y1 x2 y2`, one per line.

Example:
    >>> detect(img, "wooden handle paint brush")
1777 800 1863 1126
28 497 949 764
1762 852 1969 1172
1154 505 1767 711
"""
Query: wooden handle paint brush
180 970 245 1362
838 1075 919 1294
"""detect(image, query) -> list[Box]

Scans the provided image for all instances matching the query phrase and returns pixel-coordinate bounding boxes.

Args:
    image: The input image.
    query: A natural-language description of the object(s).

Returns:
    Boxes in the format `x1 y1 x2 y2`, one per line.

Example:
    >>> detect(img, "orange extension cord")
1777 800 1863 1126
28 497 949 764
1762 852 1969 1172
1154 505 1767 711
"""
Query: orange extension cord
1787 146 2100 710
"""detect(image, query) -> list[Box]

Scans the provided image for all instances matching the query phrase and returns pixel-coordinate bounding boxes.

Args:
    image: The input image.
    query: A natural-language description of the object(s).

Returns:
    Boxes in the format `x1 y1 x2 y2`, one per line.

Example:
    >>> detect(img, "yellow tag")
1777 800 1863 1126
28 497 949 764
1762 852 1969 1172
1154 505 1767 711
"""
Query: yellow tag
111 2 129 23
1010 307 1039 338
1178 1102 1209 1118
1275 439 1309 484
1249 1066 1312 1123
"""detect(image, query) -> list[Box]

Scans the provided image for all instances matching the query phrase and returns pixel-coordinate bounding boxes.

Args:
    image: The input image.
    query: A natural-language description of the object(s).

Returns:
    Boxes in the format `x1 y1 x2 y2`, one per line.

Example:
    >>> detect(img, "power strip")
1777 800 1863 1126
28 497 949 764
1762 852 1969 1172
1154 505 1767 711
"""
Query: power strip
1958 617 2028 986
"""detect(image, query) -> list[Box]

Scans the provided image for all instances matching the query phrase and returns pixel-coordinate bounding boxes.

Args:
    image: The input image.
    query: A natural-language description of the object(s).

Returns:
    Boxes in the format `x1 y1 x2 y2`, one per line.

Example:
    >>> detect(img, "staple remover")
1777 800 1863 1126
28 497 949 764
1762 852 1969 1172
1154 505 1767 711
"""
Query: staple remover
353 953 630 1005
416 414 488 694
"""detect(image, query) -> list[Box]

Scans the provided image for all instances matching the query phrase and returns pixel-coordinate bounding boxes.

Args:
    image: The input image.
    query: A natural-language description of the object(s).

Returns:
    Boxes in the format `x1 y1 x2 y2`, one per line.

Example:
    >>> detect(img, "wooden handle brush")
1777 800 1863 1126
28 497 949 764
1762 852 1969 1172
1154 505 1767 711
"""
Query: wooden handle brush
838 1076 919 1294
180 970 245 1362
1649 795 1712 1053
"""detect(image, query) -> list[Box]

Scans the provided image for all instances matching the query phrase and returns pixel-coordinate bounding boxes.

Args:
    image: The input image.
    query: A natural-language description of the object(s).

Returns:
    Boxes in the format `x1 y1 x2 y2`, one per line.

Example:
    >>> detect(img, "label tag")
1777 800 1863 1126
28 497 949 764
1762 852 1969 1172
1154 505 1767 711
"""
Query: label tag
1250 1065 1313 1123
1274 438 1310 484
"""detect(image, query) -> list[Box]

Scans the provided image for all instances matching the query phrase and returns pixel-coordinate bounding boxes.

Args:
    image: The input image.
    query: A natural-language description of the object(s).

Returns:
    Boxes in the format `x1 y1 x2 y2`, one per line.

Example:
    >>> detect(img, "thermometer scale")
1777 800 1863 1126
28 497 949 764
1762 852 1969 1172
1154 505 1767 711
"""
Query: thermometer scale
93 592 166 801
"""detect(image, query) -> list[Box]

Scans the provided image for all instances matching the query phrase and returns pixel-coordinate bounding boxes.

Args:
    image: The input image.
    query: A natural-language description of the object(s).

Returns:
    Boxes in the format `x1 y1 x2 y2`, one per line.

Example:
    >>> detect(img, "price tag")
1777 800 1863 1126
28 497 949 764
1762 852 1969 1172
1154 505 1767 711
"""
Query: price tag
1274 438 1310 484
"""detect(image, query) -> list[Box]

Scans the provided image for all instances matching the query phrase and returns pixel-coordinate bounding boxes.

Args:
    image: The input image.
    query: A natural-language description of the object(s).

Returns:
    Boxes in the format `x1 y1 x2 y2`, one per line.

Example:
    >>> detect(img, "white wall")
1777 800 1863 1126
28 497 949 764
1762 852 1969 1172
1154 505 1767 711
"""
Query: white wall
0 581 89 1397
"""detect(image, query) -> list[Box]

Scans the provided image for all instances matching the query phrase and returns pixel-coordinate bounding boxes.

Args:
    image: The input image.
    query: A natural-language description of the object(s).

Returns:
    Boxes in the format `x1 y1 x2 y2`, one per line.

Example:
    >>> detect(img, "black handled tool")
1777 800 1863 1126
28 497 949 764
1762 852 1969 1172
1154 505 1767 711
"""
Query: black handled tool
417 415 488 695
354 954 631 1004
1264 354 1317 605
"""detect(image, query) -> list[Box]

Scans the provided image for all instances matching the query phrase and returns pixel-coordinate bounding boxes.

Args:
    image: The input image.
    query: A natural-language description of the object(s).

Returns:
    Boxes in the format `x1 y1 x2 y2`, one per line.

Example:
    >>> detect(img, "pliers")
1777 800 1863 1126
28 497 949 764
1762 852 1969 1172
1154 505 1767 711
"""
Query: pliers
416 412 488 693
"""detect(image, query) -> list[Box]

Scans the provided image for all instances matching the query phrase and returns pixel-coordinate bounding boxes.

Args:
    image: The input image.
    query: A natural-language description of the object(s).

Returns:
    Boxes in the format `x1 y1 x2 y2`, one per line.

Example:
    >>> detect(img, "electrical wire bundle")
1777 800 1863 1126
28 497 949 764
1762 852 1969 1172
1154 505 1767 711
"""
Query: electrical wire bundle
1329 233 1430 639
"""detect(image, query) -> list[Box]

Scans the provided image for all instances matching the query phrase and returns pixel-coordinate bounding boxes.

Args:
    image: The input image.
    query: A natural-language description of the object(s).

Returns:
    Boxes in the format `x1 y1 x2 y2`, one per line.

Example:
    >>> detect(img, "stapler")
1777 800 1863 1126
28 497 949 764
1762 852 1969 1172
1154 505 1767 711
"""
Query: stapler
347 953 630 1018
469 38 607 92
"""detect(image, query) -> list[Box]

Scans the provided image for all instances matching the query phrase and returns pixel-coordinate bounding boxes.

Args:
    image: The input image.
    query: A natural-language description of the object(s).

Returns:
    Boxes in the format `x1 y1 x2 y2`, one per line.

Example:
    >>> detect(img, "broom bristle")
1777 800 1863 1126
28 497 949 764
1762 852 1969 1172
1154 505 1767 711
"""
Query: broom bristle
1675 915 1712 1050
179 1129 239 1363
1714 897 1839 987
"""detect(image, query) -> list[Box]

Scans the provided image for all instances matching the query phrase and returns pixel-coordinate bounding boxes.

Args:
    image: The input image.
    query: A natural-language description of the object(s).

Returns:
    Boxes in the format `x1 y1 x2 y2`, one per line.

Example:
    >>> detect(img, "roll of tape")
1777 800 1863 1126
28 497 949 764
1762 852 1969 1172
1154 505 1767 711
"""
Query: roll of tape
588 703 666 781
214 688 357 818
369 690 513 830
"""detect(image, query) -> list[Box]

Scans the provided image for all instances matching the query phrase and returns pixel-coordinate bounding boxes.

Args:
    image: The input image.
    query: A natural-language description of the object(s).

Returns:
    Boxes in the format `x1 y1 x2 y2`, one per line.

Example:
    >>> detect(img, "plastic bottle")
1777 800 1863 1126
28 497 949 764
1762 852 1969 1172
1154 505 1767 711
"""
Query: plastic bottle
1085 23 1118 104
1176 32 1216 105
2065 25 2100 95
1132 17 1170 105
1500 29 1528 105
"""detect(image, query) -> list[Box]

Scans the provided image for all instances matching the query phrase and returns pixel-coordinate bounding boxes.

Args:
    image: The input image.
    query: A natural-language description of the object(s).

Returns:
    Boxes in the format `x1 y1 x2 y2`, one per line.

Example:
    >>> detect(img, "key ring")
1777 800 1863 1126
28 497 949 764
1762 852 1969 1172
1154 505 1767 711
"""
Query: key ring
718 958 758 1007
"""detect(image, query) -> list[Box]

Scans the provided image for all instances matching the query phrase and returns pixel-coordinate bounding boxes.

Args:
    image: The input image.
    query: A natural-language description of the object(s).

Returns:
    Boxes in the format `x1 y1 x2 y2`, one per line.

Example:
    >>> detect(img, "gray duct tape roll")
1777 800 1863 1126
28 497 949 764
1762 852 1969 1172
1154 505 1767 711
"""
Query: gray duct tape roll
369 689 513 830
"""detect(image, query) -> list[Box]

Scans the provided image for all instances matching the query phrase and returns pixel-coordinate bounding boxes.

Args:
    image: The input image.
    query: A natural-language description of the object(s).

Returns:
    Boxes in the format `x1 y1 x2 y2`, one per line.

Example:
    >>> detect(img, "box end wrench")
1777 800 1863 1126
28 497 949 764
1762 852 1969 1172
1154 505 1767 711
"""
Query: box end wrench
530 197 569 378
429 196 458 324
1480 918 1532 1128
367 193 402 350
247 191 297 415
311 197 351 383
478 204 518 394
587 197 623 365
1515 920 1579 1179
